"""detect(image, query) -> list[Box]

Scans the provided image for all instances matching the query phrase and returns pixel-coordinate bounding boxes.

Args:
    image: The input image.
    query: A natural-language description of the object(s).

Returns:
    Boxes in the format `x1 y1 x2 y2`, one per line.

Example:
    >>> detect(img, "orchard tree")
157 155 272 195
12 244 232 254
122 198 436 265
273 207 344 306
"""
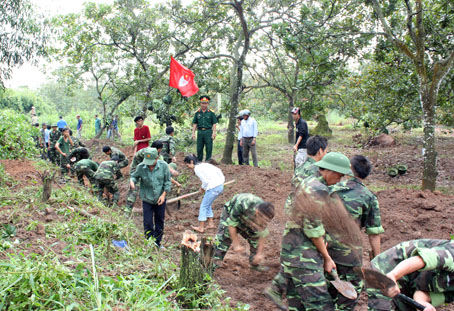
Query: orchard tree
368 0 454 190
0 0 48 88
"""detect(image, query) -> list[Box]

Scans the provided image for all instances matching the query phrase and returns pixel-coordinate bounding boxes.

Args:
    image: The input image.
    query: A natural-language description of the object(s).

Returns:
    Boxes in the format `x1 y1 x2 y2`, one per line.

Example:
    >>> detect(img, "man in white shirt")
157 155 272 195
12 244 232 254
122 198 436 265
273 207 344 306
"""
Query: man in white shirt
240 109 258 167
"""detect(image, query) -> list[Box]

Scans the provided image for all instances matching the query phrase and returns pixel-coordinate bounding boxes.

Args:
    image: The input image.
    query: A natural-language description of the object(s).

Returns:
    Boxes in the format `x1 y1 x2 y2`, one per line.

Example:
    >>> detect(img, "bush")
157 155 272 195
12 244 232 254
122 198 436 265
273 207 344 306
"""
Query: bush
0 110 39 159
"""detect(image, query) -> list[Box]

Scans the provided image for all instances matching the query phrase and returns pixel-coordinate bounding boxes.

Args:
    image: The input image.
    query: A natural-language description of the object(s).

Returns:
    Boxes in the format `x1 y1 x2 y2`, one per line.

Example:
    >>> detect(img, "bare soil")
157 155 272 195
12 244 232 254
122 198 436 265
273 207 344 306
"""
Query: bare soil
1 136 454 310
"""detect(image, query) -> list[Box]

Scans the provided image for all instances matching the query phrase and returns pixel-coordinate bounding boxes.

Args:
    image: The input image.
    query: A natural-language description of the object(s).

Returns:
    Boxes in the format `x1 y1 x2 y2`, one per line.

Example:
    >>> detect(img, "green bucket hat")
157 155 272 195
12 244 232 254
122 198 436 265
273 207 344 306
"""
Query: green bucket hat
314 152 353 176
51 123 58 127
142 148 158 165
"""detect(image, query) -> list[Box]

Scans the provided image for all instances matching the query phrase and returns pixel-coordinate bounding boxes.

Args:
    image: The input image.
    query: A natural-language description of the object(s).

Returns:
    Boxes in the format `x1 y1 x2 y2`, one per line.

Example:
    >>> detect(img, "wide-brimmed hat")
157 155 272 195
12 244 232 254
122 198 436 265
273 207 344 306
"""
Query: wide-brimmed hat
314 152 353 176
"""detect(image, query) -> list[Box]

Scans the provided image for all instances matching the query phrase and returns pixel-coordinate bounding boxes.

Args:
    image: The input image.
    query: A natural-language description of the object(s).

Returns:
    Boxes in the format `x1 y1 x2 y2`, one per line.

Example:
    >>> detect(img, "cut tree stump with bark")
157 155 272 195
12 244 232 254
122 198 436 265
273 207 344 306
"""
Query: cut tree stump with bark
179 231 215 299
39 170 56 202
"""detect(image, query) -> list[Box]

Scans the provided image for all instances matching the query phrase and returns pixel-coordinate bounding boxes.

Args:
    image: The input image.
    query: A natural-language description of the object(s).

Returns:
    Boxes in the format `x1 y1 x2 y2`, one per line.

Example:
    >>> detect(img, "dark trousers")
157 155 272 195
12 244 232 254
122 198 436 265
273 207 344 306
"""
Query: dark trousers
237 140 244 165
196 129 213 161
143 200 166 246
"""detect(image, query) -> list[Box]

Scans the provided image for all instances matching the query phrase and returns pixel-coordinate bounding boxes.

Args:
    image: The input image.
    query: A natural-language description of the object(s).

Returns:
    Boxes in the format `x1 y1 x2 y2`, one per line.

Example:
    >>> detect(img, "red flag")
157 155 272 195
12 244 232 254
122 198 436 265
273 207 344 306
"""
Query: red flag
169 56 199 97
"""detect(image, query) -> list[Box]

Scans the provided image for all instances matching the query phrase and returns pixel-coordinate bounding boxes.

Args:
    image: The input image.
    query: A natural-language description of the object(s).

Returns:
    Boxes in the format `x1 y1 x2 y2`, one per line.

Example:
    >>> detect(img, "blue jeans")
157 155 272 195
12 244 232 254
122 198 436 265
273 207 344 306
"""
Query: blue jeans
199 184 224 221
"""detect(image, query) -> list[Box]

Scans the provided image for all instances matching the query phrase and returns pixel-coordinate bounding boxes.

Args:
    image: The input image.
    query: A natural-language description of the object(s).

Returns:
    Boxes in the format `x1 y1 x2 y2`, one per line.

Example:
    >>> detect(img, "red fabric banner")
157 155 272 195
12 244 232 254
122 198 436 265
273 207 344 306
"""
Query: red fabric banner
169 56 199 97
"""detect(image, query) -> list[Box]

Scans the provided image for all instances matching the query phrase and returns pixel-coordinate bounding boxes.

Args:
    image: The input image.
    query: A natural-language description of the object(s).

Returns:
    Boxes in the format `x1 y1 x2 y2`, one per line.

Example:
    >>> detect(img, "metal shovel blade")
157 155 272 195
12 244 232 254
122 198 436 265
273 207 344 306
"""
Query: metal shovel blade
353 267 395 290
330 269 358 300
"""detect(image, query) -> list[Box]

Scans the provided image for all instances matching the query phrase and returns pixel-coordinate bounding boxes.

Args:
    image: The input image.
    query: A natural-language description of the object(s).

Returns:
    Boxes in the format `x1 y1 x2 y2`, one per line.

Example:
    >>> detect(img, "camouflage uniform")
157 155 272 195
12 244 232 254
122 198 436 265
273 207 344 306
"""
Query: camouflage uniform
56 136 73 175
160 134 175 164
327 177 385 310
68 147 91 174
49 129 61 164
273 172 335 311
125 147 152 209
93 160 120 204
74 159 98 186
70 136 86 151
368 239 454 311
108 146 128 178
214 193 269 265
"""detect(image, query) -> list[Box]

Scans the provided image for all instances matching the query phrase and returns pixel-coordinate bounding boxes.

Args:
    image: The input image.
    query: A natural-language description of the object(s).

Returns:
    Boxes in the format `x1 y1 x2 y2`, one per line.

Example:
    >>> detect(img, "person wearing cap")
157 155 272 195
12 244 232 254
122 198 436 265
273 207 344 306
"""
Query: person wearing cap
49 124 61 164
192 95 218 162
266 152 353 311
291 107 309 169
239 109 259 167
133 116 151 154
57 116 68 132
94 156 121 205
76 114 83 138
236 111 244 165
55 128 74 177
326 155 384 310
102 146 129 179
130 148 171 247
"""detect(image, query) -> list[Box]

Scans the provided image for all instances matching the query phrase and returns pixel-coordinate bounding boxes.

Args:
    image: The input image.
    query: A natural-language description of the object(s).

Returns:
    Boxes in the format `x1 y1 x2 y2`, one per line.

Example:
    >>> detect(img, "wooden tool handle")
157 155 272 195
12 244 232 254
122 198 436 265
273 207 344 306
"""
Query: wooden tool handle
167 180 236 204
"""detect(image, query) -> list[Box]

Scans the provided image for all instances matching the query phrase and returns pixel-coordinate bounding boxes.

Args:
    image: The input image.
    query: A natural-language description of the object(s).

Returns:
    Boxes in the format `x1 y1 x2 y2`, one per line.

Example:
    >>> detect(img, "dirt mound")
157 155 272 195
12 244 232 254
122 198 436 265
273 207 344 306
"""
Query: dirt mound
0 160 38 185
371 133 395 147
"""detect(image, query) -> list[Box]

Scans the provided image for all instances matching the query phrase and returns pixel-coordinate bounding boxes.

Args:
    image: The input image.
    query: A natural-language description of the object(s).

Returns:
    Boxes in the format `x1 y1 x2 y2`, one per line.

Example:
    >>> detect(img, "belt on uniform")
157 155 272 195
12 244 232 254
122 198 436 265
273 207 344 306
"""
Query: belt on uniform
198 128 211 130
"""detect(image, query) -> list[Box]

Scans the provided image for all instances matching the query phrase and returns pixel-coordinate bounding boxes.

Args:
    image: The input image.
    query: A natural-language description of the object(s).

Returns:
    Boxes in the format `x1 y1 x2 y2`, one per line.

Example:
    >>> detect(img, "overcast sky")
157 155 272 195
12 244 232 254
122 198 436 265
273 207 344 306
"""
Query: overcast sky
6 0 191 90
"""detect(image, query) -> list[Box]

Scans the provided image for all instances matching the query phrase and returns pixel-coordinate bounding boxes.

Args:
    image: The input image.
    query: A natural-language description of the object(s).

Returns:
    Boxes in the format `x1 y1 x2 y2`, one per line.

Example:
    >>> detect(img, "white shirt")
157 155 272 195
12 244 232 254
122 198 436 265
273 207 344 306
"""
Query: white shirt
240 117 258 138
194 163 225 190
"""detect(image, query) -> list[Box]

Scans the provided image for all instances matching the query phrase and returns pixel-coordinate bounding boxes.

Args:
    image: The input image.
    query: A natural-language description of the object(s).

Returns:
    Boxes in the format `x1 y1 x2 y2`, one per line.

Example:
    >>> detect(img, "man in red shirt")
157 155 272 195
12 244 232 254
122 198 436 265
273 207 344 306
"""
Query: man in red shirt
134 116 151 154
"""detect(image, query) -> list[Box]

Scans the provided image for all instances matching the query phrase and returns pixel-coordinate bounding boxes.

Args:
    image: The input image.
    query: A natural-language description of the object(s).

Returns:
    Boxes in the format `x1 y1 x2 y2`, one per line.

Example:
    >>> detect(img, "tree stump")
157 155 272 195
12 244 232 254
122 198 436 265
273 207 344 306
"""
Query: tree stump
179 231 215 304
40 170 55 202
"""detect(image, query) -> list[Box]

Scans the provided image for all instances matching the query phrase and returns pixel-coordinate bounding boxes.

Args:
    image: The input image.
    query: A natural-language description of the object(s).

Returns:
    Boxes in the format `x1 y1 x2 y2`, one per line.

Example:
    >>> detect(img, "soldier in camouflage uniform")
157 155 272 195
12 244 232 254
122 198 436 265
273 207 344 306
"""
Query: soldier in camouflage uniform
368 239 454 311
160 126 176 164
103 146 128 178
214 193 275 271
73 153 98 186
49 124 61 165
327 155 384 310
94 155 120 204
69 130 86 151
266 152 353 311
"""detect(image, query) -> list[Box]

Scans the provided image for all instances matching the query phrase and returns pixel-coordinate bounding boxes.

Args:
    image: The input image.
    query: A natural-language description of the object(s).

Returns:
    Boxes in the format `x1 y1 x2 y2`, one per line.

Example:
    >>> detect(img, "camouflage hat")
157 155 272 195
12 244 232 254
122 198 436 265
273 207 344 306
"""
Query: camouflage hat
142 148 158 165
314 152 353 176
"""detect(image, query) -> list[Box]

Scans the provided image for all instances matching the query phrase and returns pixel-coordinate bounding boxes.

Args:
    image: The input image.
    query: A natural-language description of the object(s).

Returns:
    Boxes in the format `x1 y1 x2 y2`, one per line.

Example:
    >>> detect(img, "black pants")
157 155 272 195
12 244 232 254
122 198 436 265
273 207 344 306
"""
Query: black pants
143 200 166 246
237 140 244 165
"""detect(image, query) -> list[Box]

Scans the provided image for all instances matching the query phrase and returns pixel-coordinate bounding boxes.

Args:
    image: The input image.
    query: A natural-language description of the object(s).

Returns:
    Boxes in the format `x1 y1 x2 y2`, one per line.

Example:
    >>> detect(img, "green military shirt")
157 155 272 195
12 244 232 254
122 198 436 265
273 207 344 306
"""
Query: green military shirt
280 173 331 268
160 134 175 163
49 130 61 148
109 146 126 162
70 136 85 151
327 177 385 266
69 147 91 163
94 160 119 180
222 193 269 239
130 160 171 204
74 159 98 172
192 108 218 129
370 239 454 308
57 136 72 154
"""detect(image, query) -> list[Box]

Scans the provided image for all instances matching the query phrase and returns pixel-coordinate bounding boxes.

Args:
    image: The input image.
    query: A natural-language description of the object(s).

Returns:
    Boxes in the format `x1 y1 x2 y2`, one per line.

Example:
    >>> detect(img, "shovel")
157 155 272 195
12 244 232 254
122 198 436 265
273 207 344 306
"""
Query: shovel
330 269 358 300
353 267 426 310
177 187 181 210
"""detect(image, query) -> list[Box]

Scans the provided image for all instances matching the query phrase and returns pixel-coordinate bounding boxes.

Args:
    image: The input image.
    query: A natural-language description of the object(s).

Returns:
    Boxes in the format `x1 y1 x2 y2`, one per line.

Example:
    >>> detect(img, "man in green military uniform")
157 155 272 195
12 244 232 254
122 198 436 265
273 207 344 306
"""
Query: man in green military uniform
214 193 275 271
69 129 86 152
55 128 74 177
192 95 218 162
73 152 98 186
49 124 61 165
160 126 176 164
327 155 384 310
367 239 454 311
69 147 91 176
103 146 129 178
94 155 120 205
266 152 353 311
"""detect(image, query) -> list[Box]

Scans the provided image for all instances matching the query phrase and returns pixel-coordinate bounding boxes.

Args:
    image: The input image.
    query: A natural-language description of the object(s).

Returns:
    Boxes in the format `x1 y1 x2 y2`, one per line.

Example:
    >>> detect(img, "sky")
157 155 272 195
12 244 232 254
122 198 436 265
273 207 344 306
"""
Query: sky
5 0 192 90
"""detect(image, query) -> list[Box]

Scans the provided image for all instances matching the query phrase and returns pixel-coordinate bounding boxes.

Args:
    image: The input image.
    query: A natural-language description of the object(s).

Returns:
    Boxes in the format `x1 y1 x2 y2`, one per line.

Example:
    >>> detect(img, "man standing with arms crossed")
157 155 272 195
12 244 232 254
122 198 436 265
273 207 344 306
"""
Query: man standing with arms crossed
192 95 218 162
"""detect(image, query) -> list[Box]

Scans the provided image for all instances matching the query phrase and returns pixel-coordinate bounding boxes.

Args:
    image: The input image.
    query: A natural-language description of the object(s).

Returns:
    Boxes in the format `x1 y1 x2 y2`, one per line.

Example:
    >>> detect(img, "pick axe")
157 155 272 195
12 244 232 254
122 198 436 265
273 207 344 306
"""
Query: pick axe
354 267 426 310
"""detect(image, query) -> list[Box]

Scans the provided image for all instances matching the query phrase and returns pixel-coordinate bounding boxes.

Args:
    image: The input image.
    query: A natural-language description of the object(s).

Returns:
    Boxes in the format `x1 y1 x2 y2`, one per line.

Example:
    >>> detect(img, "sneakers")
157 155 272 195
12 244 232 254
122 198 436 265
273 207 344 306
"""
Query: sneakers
263 286 287 311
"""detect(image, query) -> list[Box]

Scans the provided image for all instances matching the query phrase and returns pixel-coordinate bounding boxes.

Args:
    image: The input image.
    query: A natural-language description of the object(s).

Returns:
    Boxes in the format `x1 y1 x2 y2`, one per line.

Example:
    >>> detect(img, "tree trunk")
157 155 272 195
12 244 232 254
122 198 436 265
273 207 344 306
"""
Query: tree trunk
287 98 295 144
41 170 55 202
420 85 438 191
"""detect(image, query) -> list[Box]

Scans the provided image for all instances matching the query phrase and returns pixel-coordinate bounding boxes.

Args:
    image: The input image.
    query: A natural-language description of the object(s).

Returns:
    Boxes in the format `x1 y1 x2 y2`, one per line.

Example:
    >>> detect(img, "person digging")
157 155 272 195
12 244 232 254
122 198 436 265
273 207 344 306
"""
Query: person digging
213 193 275 272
